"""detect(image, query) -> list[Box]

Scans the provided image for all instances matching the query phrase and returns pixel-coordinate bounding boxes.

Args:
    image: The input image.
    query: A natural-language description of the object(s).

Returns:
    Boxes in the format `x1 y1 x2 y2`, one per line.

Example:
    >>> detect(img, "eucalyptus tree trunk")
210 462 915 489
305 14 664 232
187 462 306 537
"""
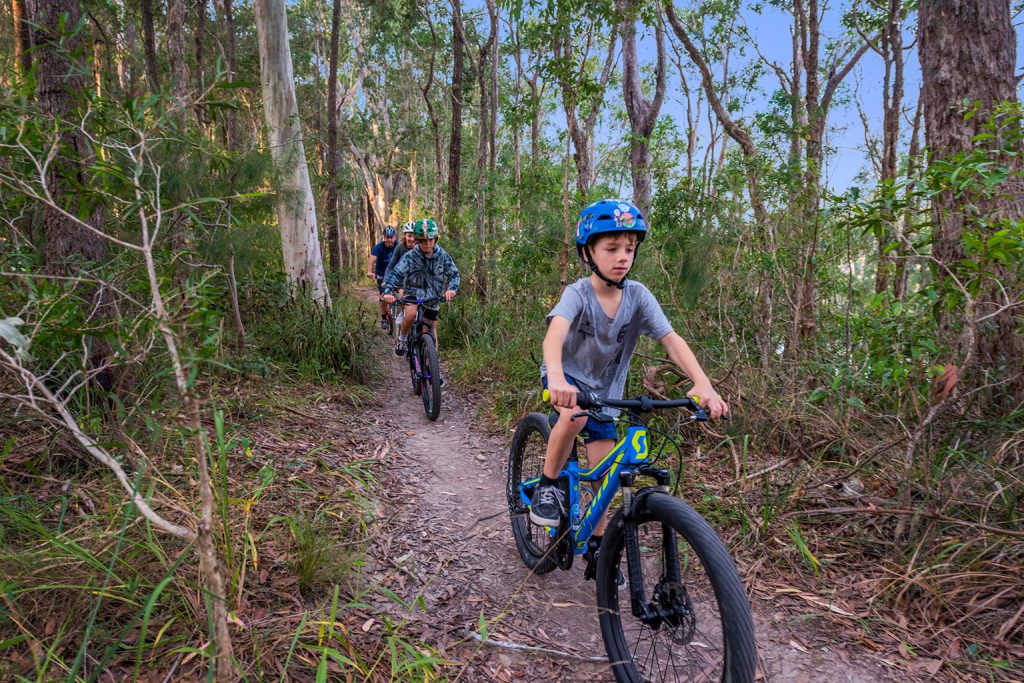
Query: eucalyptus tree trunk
553 23 617 199
12 0 31 77
167 0 189 100
140 0 160 93
667 2 775 369
473 0 498 298
785 0 869 360
893 99 922 301
619 0 666 216
919 0 1023 405
325 0 344 274
255 0 331 307
194 0 208 124
119 0 136 95
510 17 525 231
529 72 543 164
448 0 465 226
31 0 105 273
221 0 239 147
871 0 906 295
421 8 445 224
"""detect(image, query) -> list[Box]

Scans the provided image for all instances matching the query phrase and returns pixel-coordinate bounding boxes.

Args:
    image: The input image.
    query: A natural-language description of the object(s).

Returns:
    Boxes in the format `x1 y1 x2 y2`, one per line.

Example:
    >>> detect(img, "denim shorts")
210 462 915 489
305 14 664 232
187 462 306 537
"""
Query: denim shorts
541 375 618 443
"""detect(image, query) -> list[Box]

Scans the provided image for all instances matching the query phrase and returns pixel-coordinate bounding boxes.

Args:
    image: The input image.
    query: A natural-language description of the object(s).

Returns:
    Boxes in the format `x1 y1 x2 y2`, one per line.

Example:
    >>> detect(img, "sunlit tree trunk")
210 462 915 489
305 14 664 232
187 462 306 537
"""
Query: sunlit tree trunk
871 0 906 295
255 0 331 307
12 0 31 78
783 0 868 360
473 0 498 299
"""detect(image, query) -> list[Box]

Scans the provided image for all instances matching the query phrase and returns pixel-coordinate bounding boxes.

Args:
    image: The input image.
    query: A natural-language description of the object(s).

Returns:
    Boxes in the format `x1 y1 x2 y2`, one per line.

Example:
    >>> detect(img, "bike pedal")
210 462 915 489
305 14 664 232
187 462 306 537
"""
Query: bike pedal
583 553 597 581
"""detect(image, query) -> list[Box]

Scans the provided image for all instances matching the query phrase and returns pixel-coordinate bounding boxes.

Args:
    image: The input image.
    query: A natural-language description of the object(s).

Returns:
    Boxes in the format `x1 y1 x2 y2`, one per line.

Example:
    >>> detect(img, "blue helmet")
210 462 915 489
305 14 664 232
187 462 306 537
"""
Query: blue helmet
575 200 647 256
383 226 397 238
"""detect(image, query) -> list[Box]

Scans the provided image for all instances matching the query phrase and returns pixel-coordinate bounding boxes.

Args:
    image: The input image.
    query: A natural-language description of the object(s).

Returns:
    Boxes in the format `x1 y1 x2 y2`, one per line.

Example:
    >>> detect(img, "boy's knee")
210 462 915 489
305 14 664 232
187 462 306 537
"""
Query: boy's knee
554 408 586 435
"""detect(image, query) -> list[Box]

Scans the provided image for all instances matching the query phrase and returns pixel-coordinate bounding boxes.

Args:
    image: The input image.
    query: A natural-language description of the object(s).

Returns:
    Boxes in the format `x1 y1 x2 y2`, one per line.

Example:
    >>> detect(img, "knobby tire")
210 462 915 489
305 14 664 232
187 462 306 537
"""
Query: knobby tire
596 491 756 683
419 334 441 421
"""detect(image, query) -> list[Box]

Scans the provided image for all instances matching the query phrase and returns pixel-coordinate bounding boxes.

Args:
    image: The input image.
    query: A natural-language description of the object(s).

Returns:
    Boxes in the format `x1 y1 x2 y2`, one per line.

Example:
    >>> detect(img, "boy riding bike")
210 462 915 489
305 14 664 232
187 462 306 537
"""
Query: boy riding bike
381 218 460 360
367 226 397 330
532 199 729 547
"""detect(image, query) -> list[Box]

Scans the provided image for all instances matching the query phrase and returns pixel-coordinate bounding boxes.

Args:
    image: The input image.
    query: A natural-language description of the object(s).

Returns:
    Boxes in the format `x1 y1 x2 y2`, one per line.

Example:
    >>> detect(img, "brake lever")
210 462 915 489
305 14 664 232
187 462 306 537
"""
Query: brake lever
570 410 614 423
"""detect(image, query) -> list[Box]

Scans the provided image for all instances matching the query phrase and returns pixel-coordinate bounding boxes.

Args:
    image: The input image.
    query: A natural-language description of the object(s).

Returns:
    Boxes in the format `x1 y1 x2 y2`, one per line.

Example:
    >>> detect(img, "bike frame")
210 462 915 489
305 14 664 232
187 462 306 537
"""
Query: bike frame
518 421 666 555
401 298 440 381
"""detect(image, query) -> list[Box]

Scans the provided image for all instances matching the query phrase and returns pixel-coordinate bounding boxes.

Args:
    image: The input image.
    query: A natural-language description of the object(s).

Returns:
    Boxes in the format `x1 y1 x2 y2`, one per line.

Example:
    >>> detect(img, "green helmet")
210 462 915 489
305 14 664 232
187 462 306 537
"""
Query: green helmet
413 218 439 240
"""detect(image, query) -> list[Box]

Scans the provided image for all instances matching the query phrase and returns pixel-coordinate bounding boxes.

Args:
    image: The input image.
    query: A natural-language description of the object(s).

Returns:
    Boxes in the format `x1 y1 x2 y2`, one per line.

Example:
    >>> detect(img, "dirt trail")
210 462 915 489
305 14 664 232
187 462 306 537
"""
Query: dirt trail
360 326 902 682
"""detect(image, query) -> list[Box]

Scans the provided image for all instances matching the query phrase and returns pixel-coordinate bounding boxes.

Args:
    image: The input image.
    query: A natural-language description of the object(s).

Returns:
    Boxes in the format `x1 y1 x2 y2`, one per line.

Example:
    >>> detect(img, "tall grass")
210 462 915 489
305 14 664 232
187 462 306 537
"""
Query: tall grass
241 276 384 383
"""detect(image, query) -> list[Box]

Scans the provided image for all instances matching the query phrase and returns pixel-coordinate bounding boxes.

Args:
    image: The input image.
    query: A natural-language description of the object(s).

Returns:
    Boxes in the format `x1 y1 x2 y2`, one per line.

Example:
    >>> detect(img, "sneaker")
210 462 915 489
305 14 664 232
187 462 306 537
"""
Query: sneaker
395 336 408 357
380 317 390 331
529 483 565 527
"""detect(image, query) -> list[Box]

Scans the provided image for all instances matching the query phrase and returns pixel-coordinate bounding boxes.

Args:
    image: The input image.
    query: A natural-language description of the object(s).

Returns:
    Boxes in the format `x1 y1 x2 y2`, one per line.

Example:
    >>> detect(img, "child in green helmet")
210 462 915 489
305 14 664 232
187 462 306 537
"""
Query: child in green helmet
382 219 460 357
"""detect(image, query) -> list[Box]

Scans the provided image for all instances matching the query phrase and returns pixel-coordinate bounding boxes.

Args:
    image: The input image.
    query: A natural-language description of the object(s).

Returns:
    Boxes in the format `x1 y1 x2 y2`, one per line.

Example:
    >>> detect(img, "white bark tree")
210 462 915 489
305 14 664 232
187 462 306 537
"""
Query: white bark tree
255 0 331 306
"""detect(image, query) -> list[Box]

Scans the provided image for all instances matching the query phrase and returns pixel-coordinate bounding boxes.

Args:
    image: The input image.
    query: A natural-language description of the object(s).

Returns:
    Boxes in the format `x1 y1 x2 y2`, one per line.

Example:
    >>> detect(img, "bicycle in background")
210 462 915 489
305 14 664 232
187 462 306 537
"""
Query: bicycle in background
395 296 443 421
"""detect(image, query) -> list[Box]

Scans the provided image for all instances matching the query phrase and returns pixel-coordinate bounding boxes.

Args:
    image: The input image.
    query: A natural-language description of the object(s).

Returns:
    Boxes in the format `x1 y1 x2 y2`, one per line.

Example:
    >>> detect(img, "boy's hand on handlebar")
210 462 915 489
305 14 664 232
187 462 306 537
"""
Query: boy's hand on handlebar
444 290 457 301
688 383 729 419
546 377 578 408
382 293 395 304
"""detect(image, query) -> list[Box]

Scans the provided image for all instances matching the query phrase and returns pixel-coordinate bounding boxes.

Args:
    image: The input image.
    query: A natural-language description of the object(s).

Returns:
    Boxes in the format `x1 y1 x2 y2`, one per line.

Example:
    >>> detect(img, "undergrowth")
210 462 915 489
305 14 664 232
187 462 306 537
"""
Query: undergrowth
444 274 1024 679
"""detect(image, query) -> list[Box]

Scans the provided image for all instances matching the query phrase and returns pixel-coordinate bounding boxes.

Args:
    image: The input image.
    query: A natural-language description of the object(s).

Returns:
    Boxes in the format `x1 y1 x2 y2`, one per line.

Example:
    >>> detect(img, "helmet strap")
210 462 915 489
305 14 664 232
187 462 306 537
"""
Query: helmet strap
583 245 629 290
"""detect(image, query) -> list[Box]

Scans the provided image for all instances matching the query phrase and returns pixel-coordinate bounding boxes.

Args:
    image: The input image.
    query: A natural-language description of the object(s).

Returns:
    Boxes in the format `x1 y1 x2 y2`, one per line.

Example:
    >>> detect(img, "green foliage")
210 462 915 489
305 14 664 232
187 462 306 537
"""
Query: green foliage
244 277 383 383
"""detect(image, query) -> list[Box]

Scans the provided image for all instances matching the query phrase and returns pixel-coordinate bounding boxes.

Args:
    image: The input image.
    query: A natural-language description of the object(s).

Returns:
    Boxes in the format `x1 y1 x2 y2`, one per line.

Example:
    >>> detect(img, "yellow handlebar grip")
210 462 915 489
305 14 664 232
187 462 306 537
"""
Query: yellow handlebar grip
542 389 551 403
691 395 701 405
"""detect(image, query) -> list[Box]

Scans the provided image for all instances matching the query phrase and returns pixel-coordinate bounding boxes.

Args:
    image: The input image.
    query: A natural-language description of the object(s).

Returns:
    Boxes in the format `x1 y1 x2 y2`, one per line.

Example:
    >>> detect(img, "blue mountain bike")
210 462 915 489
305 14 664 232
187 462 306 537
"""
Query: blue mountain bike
506 391 757 682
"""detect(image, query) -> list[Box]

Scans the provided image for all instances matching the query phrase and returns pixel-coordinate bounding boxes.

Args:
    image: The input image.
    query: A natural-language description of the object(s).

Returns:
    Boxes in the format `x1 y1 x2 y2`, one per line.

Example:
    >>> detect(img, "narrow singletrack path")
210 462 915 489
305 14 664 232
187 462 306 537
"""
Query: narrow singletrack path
357 305 904 681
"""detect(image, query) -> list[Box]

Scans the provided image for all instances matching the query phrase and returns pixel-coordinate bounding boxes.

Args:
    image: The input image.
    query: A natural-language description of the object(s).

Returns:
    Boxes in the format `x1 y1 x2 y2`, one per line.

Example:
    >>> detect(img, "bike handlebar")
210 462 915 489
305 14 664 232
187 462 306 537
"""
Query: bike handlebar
379 295 445 305
542 389 704 415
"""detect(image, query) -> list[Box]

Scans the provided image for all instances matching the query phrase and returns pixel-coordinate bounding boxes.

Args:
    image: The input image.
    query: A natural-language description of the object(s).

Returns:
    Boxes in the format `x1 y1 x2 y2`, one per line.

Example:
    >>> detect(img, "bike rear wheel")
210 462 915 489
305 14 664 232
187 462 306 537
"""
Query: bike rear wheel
418 334 442 421
506 413 559 575
597 491 756 683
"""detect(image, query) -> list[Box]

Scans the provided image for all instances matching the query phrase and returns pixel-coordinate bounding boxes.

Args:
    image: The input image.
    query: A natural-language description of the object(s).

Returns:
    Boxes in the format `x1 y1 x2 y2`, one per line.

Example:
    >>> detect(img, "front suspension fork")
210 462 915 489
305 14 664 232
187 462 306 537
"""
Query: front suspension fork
621 467 676 624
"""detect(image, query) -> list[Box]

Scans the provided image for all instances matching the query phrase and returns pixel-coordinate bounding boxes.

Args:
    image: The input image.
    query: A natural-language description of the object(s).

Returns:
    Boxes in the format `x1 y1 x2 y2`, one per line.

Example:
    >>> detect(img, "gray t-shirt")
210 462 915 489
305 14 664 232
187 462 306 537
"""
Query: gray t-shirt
541 278 673 408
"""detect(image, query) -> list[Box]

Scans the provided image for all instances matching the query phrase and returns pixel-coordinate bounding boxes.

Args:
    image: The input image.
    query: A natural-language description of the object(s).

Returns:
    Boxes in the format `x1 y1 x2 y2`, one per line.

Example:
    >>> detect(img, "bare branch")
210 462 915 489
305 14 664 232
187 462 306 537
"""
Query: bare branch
0 351 197 541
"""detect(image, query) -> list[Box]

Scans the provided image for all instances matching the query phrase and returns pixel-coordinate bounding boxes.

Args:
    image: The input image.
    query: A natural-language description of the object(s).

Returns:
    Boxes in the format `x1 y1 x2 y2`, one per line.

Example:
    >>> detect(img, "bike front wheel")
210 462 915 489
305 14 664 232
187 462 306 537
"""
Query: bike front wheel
418 334 442 421
596 491 756 683
409 349 421 395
